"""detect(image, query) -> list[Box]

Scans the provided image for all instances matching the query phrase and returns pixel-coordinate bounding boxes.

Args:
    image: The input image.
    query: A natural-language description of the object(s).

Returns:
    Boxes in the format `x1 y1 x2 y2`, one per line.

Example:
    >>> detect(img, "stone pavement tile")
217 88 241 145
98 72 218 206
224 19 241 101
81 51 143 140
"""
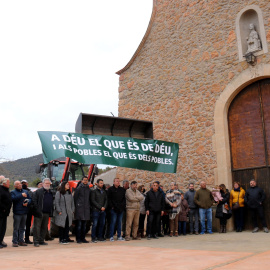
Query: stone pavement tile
0 241 252 270
217 251 270 270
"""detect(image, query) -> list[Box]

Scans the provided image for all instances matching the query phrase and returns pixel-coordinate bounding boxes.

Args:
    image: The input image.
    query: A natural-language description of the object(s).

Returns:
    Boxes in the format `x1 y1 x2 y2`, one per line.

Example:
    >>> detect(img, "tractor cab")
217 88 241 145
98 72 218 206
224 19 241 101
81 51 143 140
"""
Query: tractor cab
36 158 98 192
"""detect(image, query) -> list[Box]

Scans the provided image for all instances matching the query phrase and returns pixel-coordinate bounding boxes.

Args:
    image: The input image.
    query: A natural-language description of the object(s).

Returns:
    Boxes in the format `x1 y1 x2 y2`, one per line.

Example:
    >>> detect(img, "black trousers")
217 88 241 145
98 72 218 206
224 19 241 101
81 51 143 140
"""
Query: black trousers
59 216 69 241
161 214 170 235
147 211 161 236
219 217 227 226
76 220 87 241
33 213 49 244
25 210 33 241
250 206 267 228
138 214 146 231
0 216 7 243
233 207 244 230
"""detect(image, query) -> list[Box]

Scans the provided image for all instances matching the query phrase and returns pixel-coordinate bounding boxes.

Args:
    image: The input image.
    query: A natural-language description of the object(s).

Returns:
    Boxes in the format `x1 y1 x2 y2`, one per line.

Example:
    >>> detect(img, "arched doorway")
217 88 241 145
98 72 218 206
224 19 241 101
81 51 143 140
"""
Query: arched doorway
228 78 270 229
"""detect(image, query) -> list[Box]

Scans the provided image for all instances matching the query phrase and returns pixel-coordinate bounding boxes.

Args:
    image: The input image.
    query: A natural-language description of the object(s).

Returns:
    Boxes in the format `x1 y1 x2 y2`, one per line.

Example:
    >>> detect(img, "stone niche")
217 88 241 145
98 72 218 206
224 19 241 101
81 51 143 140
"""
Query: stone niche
236 5 268 61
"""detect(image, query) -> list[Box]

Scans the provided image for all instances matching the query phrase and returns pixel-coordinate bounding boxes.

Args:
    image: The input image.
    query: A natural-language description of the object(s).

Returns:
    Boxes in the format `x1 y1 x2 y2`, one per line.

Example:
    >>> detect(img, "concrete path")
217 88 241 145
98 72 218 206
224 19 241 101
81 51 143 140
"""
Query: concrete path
0 232 269 269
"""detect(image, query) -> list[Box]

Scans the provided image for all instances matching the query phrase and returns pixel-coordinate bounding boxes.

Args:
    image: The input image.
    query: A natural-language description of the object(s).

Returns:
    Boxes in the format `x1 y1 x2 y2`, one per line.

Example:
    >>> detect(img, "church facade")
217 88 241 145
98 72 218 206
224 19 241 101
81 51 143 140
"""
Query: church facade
115 0 270 220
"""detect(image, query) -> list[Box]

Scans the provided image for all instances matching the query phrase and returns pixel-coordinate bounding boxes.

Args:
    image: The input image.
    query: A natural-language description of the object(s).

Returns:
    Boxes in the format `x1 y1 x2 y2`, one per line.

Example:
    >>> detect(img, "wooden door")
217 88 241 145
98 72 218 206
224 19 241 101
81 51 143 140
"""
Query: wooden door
228 79 270 229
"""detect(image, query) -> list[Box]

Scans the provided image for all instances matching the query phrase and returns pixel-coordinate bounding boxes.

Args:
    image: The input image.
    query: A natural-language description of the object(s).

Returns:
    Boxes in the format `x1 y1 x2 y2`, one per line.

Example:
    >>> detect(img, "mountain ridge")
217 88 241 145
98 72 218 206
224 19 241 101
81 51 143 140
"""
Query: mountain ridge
0 154 44 182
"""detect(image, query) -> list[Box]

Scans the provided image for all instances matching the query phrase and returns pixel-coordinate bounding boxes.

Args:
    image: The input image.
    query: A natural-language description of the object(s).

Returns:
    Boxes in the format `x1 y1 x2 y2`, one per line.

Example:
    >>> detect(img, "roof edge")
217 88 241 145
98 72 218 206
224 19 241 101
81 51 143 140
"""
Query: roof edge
116 0 157 75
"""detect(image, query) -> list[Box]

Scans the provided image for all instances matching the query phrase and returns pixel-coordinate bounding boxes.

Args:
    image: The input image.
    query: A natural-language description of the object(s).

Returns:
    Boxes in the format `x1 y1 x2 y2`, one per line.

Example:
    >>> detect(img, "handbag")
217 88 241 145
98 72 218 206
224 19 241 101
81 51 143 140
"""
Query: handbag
232 191 240 210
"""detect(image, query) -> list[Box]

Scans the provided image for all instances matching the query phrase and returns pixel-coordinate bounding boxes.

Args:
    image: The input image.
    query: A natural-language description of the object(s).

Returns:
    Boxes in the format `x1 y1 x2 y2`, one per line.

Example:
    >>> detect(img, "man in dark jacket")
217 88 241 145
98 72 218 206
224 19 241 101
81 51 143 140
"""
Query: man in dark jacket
107 178 126 241
245 179 268 233
0 177 12 248
21 179 34 244
74 177 91 243
11 180 32 247
184 183 199 235
194 181 214 234
32 178 54 247
145 181 165 239
90 179 107 243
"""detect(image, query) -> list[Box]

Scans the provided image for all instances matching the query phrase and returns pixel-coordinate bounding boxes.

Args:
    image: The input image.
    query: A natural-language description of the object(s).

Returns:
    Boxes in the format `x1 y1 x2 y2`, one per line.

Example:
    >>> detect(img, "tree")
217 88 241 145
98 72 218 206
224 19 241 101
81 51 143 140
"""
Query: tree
98 166 114 174
30 177 41 187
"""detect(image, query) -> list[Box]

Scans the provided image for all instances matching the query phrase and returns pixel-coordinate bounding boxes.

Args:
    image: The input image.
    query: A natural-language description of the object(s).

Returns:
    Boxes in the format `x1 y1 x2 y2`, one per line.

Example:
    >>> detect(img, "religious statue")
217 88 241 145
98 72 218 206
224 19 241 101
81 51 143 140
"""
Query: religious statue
246 23 262 54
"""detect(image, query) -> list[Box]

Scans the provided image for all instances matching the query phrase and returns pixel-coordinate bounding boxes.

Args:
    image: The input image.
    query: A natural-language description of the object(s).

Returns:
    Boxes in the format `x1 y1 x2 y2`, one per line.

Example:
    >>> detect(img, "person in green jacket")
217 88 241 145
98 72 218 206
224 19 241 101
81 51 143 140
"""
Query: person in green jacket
194 181 214 234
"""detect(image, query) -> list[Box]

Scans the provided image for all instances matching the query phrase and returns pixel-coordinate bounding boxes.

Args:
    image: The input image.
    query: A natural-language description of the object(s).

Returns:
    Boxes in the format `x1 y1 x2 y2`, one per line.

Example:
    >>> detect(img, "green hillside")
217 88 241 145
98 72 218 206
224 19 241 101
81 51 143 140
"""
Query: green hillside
0 154 43 184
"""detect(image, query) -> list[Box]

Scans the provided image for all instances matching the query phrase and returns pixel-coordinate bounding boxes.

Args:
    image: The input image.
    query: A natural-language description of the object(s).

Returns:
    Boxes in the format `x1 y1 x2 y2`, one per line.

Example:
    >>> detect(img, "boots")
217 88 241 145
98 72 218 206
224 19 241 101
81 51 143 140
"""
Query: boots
137 229 145 238
219 226 223 233
223 225 227 233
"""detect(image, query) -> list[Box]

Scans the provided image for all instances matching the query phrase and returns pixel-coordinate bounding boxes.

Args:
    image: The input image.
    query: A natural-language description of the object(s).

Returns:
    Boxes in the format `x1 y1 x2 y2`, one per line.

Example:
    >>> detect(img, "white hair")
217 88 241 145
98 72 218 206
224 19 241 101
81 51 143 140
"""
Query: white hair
1 178 10 185
42 178 52 184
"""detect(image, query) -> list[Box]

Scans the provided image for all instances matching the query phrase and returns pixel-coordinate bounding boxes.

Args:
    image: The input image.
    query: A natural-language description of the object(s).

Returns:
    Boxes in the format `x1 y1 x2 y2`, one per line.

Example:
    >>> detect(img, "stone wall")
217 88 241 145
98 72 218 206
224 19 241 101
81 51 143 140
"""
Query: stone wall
116 0 270 191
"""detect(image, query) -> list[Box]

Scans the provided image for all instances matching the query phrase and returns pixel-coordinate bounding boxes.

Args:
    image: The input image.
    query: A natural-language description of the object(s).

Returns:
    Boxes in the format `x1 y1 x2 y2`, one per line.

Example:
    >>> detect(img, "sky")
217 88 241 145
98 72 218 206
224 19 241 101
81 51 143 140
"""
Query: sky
0 0 153 162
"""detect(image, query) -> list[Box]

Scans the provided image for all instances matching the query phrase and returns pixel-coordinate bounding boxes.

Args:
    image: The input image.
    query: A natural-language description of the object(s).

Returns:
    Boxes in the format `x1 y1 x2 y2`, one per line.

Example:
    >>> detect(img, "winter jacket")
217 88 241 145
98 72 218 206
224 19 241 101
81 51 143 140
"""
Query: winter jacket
178 198 189 222
0 185 12 217
230 188 245 208
125 188 144 211
107 185 126 213
91 187 108 212
54 191 75 228
32 188 54 217
165 189 181 215
11 188 31 215
244 186 266 209
145 189 165 212
184 189 198 209
215 190 230 219
74 183 91 220
194 188 214 209
140 193 146 214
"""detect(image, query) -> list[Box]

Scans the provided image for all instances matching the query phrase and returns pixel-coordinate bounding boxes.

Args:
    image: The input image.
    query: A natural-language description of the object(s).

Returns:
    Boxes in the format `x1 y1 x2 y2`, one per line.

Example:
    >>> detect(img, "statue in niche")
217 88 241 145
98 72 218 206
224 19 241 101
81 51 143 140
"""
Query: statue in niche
246 23 262 54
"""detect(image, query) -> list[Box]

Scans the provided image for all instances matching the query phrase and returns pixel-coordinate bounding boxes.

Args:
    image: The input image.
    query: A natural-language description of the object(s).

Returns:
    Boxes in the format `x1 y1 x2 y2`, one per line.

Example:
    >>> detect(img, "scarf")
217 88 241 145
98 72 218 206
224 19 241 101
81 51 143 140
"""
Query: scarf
165 189 182 219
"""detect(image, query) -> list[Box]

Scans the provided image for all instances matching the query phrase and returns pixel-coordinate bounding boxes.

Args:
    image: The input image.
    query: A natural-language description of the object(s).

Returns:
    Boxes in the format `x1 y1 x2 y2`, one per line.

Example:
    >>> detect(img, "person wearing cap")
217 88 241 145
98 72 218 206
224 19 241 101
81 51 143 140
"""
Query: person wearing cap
36 181 43 189
21 180 34 244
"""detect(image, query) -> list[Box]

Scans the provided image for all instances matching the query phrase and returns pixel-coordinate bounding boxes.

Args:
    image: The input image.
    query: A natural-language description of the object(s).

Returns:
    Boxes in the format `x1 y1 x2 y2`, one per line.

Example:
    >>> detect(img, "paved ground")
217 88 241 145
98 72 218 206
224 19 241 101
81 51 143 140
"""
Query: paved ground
1 231 270 270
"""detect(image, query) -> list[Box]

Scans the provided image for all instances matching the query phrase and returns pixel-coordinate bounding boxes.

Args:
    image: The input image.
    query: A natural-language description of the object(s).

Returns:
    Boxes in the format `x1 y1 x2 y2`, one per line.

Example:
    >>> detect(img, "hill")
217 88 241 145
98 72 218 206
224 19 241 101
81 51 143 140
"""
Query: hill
0 154 43 183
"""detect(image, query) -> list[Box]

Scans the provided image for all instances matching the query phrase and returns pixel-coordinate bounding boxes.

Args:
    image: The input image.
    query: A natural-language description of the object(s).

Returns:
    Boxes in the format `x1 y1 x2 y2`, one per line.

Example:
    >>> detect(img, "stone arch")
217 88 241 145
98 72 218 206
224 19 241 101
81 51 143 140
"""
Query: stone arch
236 5 268 62
214 64 270 188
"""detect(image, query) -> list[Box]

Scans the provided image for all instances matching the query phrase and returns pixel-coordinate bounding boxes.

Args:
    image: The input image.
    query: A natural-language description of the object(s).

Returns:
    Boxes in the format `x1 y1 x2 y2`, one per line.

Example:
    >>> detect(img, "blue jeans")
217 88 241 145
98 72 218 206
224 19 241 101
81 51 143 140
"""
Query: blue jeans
178 221 187 235
91 211 106 239
13 214 27 243
199 208 212 233
109 209 123 238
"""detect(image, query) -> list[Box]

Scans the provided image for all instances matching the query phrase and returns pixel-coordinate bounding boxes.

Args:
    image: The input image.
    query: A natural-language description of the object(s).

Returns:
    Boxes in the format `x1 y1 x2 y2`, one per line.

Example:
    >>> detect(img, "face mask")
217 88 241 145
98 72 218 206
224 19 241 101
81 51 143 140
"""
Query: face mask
22 184 27 189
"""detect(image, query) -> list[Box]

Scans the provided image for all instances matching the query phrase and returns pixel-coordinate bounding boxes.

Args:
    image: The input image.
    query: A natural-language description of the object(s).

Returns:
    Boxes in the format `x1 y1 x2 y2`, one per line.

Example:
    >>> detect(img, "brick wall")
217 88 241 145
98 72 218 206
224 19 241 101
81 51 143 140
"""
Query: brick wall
117 0 270 191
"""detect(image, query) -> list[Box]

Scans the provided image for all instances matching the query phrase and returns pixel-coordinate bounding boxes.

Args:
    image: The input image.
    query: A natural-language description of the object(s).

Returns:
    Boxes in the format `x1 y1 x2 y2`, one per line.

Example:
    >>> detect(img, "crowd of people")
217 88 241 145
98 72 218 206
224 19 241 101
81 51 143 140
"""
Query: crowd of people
0 174 269 249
